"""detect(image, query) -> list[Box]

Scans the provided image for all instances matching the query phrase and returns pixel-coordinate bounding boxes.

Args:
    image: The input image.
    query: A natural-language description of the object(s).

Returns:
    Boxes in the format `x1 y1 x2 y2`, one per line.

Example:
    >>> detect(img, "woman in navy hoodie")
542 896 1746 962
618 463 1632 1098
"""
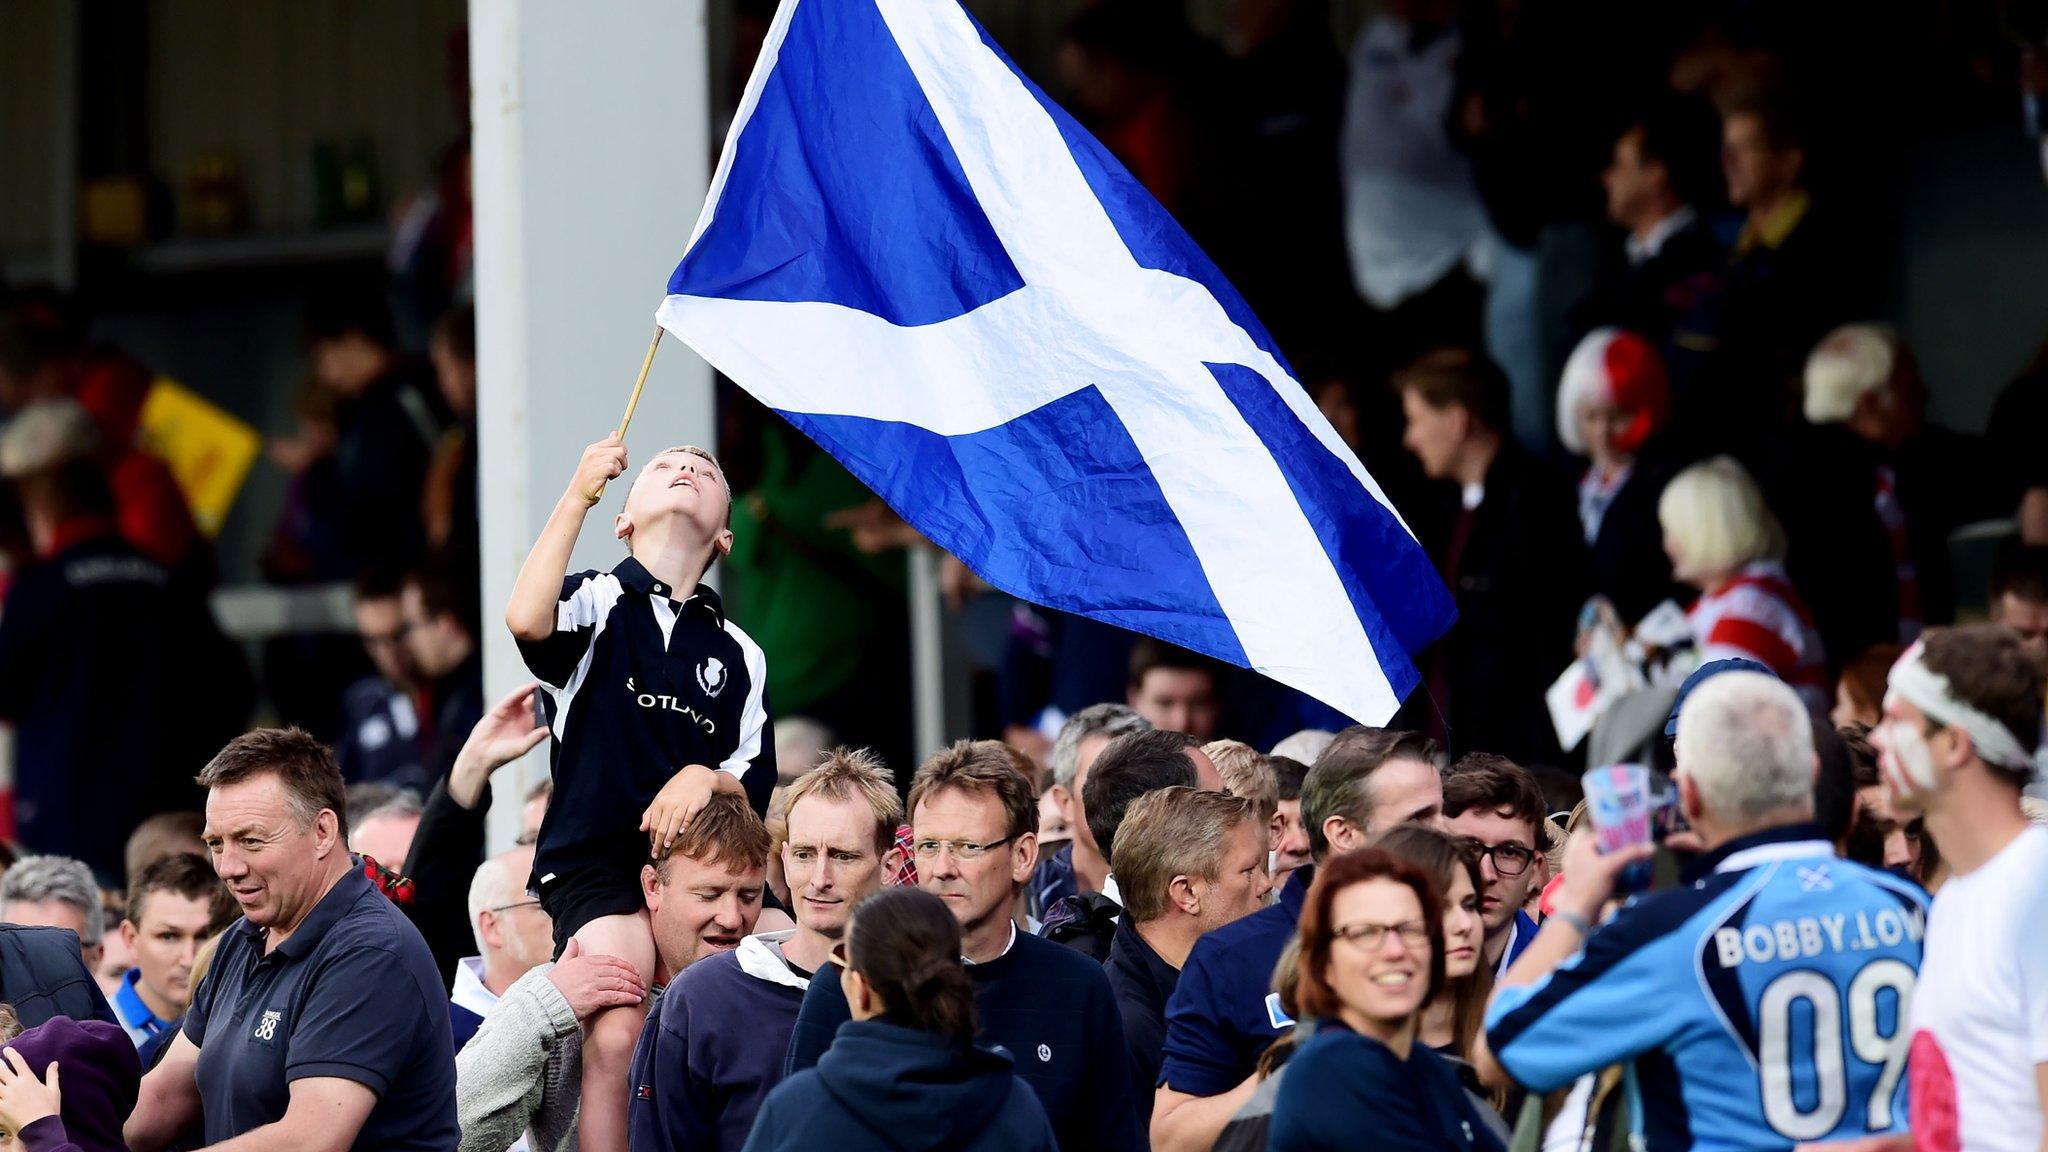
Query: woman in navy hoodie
742 888 1057 1152
1267 849 1505 1152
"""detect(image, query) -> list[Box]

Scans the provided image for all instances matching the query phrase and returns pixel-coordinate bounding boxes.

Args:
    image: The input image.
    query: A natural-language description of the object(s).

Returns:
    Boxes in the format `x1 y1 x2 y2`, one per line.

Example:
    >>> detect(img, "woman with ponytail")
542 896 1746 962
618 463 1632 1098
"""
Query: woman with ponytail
740 887 1057 1152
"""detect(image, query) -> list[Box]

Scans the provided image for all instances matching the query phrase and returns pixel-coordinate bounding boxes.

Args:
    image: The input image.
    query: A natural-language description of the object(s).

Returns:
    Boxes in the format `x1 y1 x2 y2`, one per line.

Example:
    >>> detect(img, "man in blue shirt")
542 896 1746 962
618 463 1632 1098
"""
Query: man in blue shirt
125 729 458 1152
112 854 235 1049
1481 672 1928 1152
1153 726 1444 1152
1442 753 1548 976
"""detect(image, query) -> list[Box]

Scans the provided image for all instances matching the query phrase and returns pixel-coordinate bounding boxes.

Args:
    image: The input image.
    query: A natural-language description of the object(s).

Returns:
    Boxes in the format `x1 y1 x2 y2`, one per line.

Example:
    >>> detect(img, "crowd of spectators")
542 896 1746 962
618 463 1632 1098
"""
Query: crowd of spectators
0 1 2043 1151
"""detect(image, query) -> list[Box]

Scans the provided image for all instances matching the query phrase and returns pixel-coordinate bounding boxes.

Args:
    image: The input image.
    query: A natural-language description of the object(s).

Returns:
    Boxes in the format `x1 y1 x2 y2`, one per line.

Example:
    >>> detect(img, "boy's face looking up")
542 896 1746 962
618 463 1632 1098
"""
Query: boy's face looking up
614 446 735 561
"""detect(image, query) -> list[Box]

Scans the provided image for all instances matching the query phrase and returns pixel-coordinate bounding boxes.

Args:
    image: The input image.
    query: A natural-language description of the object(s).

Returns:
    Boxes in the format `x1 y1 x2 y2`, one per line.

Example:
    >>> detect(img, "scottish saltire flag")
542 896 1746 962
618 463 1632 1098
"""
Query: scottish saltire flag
657 0 1454 723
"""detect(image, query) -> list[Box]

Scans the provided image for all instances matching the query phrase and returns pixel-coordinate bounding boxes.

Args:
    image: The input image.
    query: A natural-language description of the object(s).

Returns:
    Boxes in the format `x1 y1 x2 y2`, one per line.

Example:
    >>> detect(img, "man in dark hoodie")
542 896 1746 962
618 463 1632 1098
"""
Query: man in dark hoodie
742 888 1055 1152
783 741 1143 1152
0 1016 143 1152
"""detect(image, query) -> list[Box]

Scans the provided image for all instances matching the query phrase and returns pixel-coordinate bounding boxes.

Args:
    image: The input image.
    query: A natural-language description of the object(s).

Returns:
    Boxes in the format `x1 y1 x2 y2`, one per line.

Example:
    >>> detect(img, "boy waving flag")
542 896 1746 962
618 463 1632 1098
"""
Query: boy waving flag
658 0 1452 724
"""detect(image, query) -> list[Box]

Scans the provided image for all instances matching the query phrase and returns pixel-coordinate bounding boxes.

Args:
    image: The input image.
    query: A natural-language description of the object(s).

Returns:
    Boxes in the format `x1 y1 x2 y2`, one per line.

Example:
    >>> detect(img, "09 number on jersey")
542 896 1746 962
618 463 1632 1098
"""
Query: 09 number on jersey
1755 959 1916 1140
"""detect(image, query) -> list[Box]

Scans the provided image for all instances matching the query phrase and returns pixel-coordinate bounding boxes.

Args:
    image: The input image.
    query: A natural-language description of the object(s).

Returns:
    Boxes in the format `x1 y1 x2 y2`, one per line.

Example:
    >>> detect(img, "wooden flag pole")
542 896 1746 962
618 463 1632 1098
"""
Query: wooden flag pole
584 324 667 504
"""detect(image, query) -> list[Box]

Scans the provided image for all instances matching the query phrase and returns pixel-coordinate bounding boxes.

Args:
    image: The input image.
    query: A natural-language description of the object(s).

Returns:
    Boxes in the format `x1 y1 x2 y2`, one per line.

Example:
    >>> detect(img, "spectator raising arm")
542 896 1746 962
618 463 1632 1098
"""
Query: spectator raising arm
405 683 552 985
1470 833 1652 1089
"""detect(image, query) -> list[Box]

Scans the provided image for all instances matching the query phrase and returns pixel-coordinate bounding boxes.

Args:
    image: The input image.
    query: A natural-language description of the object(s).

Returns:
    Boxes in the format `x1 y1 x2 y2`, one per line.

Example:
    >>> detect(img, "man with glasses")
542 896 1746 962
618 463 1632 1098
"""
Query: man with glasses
1442 753 1549 975
783 740 1142 1152
452 843 554 1051
338 567 428 789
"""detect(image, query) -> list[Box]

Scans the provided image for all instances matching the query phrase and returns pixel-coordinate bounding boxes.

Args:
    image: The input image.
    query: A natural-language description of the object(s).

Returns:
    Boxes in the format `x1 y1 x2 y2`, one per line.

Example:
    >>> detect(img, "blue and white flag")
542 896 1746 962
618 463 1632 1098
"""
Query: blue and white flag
658 0 1454 724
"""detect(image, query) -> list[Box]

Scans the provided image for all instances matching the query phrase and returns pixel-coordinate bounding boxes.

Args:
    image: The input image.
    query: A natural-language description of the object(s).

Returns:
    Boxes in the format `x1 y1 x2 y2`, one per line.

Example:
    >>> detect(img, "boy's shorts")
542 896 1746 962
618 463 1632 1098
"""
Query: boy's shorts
538 853 648 957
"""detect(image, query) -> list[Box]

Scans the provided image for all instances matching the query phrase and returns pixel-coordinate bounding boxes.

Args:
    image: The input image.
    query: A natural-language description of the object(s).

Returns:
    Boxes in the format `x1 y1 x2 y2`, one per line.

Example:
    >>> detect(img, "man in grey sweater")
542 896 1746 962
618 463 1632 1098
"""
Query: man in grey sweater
455 795 773 1152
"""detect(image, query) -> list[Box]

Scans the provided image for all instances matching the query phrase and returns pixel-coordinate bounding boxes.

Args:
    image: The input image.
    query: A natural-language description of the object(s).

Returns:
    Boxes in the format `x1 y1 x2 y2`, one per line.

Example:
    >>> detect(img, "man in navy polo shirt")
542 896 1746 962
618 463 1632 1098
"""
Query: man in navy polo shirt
1152 727 1443 1152
125 729 458 1152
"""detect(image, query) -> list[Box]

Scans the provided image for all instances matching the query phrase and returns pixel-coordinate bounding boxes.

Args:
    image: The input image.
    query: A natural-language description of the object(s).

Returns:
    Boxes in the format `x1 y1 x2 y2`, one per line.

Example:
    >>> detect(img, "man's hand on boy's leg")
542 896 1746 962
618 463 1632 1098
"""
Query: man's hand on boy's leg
641 763 742 856
569 433 629 508
546 940 647 1022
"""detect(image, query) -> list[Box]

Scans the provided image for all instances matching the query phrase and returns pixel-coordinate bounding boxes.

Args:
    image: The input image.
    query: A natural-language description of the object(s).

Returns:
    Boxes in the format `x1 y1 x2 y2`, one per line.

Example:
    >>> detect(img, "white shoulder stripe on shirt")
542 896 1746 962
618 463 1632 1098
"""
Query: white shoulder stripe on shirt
548 574 624 743
719 617 771 779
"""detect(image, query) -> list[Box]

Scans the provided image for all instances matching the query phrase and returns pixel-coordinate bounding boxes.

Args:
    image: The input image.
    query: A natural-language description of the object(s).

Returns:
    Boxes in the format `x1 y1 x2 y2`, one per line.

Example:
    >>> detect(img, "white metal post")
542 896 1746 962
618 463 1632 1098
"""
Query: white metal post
470 0 714 853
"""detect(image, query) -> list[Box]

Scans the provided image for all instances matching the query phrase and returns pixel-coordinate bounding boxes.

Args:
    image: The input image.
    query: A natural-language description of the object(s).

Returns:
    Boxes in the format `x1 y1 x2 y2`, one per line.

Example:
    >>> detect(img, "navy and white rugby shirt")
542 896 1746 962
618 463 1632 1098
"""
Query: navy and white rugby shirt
519 557 775 884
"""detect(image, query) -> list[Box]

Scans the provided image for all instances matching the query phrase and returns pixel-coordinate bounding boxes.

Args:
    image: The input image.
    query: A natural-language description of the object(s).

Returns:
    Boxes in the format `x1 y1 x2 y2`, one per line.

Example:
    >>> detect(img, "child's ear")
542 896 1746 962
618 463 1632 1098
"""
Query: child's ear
714 528 733 558
614 511 635 543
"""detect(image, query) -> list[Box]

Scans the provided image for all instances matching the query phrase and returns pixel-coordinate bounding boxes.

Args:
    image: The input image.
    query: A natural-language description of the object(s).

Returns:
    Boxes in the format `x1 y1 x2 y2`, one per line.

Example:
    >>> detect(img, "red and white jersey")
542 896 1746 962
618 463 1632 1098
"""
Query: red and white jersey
1909 825 2048 1152
1687 561 1828 703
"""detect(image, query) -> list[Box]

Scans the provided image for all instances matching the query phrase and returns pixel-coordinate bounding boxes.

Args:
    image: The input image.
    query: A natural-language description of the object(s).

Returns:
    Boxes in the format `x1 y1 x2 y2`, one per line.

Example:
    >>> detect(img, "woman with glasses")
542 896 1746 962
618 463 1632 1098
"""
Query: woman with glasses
740 887 1057 1152
1267 849 1505 1152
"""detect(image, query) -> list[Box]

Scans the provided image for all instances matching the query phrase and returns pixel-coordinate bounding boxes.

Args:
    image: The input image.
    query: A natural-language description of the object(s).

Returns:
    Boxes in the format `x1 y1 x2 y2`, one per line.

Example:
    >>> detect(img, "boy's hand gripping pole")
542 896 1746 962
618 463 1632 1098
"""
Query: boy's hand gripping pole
583 324 666 505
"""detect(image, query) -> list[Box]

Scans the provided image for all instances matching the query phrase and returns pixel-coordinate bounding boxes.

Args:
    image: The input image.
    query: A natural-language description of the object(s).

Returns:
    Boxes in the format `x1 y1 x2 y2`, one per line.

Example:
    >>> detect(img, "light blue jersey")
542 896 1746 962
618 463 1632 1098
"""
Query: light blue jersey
1486 825 1929 1152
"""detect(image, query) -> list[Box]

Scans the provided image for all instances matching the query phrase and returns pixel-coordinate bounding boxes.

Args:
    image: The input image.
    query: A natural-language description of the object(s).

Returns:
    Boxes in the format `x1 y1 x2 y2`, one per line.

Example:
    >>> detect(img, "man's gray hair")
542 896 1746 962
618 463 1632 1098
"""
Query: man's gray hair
467 851 526 956
0 855 104 945
1674 671 1818 824
1049 703 1151 789
346 782 423 827
1269 729 1335 764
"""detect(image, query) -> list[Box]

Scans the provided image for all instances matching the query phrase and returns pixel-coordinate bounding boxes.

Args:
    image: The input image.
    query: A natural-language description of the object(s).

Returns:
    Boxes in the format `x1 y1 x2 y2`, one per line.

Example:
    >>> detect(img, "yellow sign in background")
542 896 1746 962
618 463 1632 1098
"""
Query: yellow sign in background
136 379 261 536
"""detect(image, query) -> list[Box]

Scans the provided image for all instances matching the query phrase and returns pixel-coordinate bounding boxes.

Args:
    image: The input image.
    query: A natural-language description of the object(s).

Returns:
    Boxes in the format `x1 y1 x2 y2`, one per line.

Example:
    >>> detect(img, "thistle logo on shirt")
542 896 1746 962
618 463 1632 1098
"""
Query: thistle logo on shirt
696 657 728 698
253 1010 282 1041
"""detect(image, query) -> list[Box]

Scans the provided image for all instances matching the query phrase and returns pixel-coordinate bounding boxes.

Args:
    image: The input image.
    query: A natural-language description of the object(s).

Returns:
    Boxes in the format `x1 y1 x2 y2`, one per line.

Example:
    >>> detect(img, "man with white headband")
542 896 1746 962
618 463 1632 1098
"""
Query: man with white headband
1874 623 2047 1152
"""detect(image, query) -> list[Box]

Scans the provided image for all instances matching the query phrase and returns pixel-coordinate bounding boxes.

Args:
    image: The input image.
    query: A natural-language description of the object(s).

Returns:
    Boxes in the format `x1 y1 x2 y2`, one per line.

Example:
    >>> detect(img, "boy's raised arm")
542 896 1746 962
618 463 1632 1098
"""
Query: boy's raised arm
508 434 628 641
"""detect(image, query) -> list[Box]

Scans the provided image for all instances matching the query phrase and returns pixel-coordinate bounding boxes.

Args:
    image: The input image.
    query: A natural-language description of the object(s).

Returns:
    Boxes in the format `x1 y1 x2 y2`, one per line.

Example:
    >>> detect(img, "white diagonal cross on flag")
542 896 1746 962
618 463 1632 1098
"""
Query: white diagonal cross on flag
661 0 1432 723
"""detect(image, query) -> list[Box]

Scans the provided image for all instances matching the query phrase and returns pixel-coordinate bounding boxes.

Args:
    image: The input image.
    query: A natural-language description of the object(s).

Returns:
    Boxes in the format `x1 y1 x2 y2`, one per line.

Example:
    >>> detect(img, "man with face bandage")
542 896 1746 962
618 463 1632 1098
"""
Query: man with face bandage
1873 624 2048 1152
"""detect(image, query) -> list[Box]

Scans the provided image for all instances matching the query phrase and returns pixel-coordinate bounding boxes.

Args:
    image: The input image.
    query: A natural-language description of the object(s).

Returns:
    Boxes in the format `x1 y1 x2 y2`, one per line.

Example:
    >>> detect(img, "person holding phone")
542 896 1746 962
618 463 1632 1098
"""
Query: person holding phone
1477 671 1929 1152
